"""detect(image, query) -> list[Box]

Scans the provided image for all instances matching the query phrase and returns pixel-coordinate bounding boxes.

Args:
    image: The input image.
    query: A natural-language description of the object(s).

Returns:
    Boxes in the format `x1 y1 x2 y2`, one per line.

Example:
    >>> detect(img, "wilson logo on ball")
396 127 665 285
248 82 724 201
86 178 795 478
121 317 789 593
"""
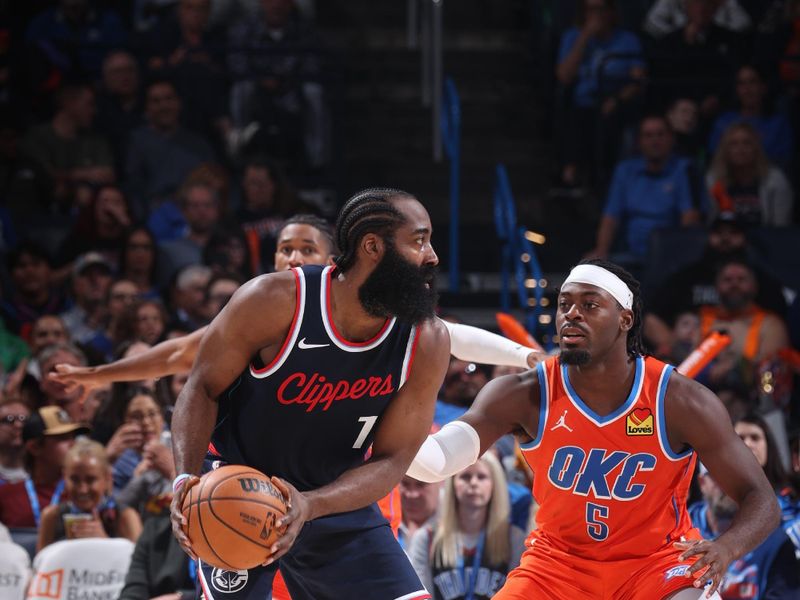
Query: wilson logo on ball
238 478 284 500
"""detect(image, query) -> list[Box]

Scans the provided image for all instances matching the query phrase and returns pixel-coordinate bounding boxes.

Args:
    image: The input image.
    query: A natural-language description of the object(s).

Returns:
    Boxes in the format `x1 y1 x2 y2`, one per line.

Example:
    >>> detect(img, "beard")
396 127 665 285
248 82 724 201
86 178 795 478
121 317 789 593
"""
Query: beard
560 349 591 366
720 291 754 312
358 239 438 324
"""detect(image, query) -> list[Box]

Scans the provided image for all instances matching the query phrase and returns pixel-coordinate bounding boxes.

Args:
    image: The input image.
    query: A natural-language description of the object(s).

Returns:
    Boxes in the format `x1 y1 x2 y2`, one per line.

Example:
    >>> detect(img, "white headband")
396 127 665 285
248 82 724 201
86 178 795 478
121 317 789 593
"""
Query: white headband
561 264 633 310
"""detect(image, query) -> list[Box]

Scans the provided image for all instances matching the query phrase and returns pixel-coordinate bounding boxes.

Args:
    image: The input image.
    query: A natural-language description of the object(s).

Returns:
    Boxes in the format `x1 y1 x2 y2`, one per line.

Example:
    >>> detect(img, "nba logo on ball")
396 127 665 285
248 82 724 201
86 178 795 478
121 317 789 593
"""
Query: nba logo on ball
626 408 653 436
211 569 248 593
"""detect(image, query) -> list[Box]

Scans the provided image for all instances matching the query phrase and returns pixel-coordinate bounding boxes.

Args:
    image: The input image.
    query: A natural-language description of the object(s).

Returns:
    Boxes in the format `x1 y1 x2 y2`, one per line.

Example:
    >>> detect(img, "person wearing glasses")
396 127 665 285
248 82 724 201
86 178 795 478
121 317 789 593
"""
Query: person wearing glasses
0 399 31 484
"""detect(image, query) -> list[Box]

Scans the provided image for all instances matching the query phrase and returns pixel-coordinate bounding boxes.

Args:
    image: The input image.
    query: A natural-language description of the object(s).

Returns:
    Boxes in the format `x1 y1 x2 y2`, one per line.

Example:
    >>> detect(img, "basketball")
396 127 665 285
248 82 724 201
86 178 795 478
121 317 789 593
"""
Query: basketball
182 465 287 570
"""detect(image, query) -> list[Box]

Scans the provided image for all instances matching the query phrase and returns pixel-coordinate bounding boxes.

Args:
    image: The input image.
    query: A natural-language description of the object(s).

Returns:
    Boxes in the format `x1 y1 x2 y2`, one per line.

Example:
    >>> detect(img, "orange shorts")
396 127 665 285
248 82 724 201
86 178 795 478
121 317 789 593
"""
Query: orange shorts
495 530 703 600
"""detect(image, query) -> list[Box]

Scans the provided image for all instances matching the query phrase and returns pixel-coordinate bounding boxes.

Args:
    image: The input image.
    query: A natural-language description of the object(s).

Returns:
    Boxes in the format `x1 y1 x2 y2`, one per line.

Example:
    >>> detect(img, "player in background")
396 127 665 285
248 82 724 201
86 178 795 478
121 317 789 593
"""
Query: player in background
408 259 779 599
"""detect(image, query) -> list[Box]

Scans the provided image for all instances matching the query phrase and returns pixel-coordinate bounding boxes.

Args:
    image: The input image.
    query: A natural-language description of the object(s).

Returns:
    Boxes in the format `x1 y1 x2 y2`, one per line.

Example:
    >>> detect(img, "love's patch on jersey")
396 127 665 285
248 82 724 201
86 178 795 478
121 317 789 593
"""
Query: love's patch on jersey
625 408 653 436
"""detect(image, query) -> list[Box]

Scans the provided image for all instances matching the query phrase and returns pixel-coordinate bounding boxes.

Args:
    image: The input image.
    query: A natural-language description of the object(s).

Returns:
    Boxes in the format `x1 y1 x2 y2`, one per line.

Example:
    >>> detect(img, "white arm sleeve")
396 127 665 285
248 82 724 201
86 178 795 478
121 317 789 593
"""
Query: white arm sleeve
406 421 481 483
441 320 532 369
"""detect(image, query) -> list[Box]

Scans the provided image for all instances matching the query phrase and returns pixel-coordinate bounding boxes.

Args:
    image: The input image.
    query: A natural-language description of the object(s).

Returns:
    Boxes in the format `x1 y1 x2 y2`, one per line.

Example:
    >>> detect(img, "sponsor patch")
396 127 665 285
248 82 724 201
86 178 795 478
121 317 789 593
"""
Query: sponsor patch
626 408 653 436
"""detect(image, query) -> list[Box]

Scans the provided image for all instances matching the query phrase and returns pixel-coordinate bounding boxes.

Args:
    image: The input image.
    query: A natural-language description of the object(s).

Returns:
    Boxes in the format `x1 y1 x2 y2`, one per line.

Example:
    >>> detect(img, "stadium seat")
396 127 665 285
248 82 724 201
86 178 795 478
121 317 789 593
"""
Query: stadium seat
0 541 31 600
27 538 134 600
8 528 38 561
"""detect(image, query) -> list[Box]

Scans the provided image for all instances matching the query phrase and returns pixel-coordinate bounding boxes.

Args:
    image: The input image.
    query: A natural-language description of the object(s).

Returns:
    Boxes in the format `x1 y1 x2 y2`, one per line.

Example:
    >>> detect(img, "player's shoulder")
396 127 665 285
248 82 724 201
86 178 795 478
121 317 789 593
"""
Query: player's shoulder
237 270 298 304
662 366 722 418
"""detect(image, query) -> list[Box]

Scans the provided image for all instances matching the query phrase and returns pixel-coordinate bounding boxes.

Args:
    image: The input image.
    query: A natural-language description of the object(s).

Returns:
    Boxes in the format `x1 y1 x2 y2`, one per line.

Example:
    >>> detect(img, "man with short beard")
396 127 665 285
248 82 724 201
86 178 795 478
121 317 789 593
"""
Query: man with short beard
698 259 789 389
170 188 451 599
409 258 780 599
689 464 799 598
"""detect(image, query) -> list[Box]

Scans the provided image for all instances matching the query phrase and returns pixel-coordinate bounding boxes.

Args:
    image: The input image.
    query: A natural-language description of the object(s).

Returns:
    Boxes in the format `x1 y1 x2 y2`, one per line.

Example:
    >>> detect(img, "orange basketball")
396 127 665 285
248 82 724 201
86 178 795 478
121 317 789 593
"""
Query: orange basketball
182 465 287 570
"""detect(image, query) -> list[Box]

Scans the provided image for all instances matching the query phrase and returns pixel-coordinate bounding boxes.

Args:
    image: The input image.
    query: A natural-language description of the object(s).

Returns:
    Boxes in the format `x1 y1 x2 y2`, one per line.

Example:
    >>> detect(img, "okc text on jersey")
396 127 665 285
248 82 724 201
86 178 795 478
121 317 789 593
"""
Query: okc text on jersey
548 446 657 500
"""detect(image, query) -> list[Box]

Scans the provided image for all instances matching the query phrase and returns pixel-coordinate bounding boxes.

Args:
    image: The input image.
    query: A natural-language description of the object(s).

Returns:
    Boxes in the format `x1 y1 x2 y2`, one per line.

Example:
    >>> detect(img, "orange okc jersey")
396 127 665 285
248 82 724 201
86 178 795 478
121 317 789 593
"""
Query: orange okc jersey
521 355 696 561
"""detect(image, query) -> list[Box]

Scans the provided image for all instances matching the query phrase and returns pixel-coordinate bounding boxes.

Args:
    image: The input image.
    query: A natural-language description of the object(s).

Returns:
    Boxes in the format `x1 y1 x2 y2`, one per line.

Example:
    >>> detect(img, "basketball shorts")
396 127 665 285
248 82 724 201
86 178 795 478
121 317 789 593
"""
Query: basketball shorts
196 503 430 600
495 529 704 600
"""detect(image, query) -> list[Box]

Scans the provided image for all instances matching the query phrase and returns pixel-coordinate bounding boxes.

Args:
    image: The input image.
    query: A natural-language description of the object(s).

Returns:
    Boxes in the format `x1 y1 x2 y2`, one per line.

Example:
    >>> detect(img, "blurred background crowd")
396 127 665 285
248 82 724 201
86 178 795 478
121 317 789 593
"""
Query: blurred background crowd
0 0 799 599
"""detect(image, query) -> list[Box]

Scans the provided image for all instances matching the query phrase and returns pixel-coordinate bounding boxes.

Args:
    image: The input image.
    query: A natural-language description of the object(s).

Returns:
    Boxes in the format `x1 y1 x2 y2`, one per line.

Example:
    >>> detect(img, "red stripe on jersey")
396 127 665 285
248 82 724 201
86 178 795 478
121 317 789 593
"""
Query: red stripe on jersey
251 269 302 374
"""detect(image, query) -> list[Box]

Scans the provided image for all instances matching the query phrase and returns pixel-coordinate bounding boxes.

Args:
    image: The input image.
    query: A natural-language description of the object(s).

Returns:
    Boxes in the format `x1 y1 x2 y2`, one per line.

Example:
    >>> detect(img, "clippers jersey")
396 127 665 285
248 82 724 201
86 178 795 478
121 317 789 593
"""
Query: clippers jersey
210 265 419 491
521 355 696 561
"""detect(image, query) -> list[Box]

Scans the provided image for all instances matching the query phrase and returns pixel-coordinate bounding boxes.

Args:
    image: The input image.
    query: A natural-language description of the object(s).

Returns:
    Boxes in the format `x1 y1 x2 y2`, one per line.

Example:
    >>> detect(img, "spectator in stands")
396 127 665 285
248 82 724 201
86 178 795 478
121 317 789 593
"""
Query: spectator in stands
24 314 71 383
1 242 68 341
166 264 211 332
435 358 490 427
0 399 31 484
17 83 115 217
644 212 787 355
125 79 215 220
667 310 702 364
0 406 87 527
587 115 702 270
24 0 127 81
203 226 253 280
226 0 328 167
734 413 799 528
665 96 704 160
93 279 140 361
36 438 141 551
699 259 790 389
0 321 31 384
644 0 752 37
113 299 168 347
95 50 143 173
138 0 229 149
706 122 794 225
57 184 133 270
203 273 241 321
708 64 795 169
555 0 645 187
111 387 172 494
650 0 745 119
237 156 300 272
60 252 114 349
408 453 526 600
119 227 159 299
398 475 442 551
690 463 799 597
157 181 220 286
118 513 195 599
37 343 89 422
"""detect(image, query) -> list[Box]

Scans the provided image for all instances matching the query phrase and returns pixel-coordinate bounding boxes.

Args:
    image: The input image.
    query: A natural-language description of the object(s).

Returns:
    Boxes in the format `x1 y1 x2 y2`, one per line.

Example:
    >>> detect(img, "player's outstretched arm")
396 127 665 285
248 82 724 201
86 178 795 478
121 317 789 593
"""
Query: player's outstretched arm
264 317 450 563
407 368 541 482
666 373 781 596
439 319 544 369
50 326 207 394
169 272 297 558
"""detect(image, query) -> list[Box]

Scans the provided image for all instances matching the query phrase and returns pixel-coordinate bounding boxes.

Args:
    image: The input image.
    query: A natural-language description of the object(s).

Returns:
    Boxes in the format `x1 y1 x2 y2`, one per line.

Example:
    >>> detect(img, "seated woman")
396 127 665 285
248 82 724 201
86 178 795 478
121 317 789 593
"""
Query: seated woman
408 452 526 600
36 438 141 551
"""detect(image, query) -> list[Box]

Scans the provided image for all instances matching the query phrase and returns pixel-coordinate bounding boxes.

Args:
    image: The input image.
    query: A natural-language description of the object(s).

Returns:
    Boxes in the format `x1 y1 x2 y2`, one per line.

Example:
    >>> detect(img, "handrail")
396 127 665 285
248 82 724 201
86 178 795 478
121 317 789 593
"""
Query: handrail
493 164 544 337
441 77 461 291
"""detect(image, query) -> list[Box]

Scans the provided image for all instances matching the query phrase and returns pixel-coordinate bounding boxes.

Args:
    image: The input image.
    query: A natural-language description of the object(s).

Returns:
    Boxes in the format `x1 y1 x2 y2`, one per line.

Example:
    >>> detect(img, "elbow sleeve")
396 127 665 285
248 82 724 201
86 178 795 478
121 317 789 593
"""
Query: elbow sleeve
406 421 481 483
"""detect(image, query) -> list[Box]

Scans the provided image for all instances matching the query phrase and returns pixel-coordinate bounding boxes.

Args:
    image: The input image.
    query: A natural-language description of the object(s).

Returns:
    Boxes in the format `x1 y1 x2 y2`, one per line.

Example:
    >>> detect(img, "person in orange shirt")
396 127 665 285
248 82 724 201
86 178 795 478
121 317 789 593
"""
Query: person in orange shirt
409 259 780 599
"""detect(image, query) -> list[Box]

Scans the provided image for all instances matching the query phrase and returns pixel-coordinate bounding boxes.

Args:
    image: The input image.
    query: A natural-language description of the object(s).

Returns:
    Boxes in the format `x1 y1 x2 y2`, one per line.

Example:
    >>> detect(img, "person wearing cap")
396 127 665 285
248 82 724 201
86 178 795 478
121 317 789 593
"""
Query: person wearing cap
644 212 787 359
0 406 89 527
409 259 779 599
60 251 114 348
690 463 799 598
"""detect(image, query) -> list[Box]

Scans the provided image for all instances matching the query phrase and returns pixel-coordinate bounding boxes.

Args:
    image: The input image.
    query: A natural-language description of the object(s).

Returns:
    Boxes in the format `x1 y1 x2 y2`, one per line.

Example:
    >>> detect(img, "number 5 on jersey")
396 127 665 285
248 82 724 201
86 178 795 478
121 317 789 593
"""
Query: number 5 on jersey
586 502 609 541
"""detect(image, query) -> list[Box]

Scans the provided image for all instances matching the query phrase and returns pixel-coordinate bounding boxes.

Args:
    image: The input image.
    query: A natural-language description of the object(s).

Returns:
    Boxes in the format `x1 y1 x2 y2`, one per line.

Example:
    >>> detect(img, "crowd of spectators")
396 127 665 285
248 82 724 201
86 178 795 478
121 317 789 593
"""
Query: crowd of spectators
0 1 798 599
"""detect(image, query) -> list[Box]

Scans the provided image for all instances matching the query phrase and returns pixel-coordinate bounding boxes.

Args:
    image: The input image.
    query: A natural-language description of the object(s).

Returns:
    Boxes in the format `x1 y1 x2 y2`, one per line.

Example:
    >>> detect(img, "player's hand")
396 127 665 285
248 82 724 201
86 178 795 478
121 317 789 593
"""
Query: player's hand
263 477 308 565
170 475 201 560
50 363 100 398
674 538 733 597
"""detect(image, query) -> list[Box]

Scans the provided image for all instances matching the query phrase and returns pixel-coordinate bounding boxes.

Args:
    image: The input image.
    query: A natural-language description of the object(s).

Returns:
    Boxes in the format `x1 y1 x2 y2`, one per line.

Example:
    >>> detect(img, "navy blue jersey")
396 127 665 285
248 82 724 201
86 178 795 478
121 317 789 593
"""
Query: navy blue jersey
210 265 420 491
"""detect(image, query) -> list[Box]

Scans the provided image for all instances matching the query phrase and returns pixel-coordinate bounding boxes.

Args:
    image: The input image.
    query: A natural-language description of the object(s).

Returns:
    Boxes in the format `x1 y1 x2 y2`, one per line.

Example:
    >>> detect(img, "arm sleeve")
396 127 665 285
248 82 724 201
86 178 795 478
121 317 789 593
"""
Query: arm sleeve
441 320 533 368
406 421 481 483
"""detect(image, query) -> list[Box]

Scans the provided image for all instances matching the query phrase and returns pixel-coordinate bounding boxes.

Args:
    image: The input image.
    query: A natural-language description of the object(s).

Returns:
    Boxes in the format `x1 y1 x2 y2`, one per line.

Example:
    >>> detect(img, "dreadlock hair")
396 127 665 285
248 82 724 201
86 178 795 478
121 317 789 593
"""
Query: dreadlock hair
279 214 338 256
334 188 414 272
578 258 646 358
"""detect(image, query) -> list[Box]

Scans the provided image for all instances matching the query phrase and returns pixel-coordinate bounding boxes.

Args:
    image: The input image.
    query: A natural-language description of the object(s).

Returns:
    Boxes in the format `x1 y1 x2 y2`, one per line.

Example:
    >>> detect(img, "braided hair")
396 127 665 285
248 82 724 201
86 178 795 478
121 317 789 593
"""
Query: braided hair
578 258 646 358
334 188 414 272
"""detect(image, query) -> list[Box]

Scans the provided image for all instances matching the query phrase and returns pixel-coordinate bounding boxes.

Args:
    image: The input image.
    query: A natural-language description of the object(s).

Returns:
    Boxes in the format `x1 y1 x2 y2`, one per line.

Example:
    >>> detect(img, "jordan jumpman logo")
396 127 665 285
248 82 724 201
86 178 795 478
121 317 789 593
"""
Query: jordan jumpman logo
550 409 573 432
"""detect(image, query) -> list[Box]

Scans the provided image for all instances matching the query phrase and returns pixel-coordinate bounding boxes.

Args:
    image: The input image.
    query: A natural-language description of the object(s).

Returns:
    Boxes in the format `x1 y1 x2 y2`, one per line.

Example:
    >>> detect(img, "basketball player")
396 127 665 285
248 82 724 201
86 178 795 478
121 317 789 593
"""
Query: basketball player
408 259 780 599
170 188 482 600
51 215 540 394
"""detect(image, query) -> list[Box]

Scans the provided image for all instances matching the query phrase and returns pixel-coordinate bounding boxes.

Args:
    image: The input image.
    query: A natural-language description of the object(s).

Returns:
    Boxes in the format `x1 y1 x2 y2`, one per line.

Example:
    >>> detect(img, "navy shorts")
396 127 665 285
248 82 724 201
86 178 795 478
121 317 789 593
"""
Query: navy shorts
196 504 430 600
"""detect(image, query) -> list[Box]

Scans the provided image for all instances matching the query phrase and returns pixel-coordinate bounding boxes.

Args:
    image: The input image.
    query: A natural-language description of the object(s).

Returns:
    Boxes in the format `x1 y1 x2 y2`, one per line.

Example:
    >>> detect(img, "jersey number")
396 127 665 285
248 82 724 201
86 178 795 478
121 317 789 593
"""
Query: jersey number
353 416 378 449
586 502 609 541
